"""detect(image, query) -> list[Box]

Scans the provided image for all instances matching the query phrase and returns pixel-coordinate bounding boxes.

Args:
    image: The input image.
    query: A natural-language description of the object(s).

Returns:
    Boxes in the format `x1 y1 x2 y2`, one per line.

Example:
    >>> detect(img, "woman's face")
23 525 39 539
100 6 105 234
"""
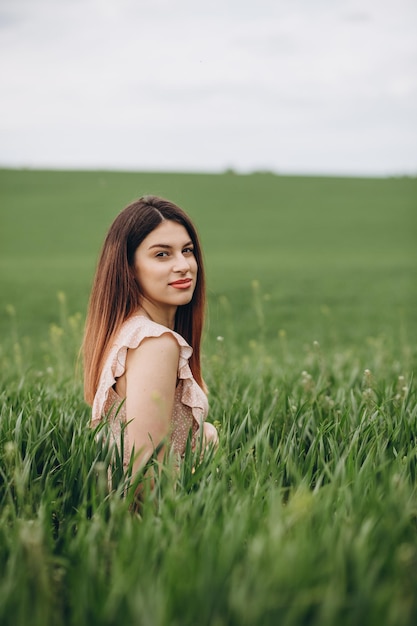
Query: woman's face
134 220 198 314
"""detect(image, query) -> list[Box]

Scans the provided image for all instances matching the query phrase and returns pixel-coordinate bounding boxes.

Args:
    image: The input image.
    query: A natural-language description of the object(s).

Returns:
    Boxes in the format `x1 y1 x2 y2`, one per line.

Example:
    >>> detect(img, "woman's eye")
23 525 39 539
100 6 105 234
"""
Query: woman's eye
155 251 169 258
183 247 194 255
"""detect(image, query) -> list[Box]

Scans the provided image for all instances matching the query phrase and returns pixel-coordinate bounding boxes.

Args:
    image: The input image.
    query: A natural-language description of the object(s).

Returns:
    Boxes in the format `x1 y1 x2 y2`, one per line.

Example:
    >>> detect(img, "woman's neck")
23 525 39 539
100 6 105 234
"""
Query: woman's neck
137 302 176 330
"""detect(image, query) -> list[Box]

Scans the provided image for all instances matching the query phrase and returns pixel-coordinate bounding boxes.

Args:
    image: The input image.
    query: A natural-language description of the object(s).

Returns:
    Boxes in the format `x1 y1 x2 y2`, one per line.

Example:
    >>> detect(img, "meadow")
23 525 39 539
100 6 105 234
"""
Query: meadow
0 168 416 625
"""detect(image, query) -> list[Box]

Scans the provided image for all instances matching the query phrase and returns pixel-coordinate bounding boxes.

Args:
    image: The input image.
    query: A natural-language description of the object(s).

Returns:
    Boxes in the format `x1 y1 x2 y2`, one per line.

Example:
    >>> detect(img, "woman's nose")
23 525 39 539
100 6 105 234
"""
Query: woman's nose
173 253 191 272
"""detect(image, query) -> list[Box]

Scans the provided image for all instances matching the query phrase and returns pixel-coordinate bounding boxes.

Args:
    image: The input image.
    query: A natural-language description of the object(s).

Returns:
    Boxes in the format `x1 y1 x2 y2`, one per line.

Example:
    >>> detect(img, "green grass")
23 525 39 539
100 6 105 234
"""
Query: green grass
0 169 416 625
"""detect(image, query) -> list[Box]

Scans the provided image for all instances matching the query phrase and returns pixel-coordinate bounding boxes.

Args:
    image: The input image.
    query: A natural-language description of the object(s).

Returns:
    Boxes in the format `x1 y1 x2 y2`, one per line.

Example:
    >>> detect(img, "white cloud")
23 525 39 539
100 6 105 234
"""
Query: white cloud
0 0 416 174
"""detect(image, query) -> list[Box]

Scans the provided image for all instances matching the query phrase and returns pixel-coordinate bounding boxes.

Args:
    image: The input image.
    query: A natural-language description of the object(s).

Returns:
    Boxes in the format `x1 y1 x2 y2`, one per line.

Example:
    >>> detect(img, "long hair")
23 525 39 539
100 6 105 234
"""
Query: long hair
83 195 206 405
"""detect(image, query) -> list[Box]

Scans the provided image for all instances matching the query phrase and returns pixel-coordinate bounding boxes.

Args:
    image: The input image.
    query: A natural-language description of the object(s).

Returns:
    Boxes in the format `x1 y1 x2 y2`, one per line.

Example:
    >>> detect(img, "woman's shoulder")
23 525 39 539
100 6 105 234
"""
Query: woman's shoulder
118 315 192 354
92 315 197 423
120 317 208 426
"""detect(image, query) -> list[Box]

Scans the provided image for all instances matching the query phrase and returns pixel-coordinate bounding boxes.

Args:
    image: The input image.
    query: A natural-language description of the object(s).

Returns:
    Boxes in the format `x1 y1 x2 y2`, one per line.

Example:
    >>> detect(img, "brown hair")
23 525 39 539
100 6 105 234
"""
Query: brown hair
83 195 206 404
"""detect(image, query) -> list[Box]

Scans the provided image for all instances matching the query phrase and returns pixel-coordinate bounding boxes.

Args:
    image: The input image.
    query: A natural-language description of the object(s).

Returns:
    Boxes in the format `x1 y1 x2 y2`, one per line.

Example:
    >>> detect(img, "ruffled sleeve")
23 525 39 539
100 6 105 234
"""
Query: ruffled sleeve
91 315 208 430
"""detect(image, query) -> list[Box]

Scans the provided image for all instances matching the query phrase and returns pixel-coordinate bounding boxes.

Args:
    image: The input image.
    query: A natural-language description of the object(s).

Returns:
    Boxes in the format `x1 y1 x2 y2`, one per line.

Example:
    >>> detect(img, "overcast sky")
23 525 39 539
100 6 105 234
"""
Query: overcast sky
1 0 416 175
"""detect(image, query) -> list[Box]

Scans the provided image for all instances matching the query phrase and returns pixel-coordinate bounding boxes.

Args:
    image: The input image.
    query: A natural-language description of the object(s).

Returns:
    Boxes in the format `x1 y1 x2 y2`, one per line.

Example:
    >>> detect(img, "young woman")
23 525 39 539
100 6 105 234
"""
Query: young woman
83 195 218 477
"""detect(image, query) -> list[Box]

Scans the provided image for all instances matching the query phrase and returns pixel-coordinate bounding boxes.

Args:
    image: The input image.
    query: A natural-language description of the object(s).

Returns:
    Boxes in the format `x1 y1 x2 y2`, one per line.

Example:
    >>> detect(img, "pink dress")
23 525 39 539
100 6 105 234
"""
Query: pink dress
92 315 209 469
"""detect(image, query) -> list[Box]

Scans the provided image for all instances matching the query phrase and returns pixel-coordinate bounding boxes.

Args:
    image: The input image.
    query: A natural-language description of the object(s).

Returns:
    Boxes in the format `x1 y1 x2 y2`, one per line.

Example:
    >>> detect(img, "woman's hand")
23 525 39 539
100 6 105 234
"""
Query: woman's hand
202 421 219 449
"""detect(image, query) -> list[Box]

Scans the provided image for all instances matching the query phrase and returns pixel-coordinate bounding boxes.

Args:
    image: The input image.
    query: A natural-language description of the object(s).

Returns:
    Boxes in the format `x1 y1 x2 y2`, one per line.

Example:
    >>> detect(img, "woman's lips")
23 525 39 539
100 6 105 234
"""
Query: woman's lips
169 278 193 289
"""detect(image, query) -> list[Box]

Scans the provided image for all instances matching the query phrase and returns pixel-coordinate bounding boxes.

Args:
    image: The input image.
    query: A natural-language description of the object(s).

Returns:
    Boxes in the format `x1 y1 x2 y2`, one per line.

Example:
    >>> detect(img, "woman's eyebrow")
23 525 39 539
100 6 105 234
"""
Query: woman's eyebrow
148 240 193 250
148 243 172 250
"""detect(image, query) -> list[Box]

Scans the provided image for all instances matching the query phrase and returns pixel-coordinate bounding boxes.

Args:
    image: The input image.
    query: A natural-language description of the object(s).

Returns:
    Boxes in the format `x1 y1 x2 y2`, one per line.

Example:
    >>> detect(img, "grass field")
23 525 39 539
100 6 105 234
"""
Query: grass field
0 169 416 625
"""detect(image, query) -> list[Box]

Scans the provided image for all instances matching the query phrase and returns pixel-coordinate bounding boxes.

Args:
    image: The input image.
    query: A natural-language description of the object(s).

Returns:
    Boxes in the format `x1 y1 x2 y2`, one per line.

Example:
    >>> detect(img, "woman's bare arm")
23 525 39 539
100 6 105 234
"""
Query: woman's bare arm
122 333 180 475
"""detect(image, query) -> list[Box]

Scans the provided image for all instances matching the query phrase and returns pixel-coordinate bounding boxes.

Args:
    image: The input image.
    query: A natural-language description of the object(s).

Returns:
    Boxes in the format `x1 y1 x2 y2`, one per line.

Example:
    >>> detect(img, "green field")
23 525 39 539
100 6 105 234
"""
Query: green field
0 169 416 625
1 169 416 353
